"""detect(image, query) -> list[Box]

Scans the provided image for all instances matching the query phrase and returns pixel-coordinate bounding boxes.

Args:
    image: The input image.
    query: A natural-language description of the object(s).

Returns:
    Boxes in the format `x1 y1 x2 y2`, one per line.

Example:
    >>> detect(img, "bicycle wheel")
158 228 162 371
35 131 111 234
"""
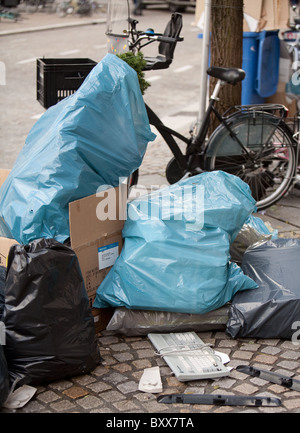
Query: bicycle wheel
204 111 296 210
166 156 186 184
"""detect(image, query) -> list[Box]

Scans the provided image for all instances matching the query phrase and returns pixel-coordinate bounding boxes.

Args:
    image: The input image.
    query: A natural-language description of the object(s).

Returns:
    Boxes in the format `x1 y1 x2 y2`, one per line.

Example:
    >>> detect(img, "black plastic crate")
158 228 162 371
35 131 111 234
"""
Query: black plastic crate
36 58 97 109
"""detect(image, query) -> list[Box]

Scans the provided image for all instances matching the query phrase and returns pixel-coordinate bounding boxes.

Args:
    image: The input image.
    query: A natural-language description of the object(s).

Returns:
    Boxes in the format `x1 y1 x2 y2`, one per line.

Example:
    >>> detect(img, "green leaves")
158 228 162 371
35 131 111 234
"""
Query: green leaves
117 51 151 95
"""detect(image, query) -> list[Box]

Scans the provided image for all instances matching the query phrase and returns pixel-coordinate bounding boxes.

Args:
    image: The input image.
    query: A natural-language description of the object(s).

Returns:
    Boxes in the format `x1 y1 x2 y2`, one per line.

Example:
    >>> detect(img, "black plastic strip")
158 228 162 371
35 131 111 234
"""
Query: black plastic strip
237 365 300 392
157 393 281 407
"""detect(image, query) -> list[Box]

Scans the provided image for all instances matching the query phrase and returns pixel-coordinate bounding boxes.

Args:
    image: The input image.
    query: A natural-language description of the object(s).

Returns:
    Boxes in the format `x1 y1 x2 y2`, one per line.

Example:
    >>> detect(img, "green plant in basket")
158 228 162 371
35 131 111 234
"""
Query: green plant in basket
117 51 151 95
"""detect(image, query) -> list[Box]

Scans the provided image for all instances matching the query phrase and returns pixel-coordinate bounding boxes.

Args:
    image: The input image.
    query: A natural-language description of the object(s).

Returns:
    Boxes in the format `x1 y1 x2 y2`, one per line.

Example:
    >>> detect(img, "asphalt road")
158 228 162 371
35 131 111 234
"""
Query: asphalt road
0 7 202 169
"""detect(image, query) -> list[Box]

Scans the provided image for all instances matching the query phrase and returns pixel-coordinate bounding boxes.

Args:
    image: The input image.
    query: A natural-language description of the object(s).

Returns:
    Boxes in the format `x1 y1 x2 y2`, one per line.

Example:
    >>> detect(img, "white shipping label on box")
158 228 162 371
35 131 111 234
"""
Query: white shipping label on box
98 242 119 270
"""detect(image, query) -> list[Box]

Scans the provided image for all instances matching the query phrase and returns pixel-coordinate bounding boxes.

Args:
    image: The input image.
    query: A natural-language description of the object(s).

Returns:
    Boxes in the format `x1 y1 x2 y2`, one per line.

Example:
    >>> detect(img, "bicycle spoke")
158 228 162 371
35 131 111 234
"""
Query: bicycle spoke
205 112 296 210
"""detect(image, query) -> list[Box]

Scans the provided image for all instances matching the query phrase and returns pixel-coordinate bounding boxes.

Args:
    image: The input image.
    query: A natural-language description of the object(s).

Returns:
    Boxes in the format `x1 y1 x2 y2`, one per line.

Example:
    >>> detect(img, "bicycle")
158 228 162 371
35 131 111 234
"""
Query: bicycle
56 0 92 17
0 6 20 21
108 0 299 210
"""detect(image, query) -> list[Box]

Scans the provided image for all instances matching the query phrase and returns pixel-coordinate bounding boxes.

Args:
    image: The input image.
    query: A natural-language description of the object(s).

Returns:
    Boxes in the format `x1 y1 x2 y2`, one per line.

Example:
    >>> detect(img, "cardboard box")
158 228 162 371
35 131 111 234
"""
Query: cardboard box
0 237 17 267
69 184 127 333
0 169 10 189
244 0 290 31
259 0 290 31
244 0 263 32
0 169 128 333
195 0 290 32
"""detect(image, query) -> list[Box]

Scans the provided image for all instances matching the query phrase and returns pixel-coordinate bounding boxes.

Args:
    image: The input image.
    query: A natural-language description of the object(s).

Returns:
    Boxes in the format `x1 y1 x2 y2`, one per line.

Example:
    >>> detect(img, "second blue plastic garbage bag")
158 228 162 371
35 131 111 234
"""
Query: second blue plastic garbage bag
0 53 156 244
94 171 258 315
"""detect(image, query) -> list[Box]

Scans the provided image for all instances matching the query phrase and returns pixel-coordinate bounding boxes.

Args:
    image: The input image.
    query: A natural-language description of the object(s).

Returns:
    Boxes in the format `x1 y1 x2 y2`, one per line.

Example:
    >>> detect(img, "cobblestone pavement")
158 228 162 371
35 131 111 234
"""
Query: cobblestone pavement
1 330 300 414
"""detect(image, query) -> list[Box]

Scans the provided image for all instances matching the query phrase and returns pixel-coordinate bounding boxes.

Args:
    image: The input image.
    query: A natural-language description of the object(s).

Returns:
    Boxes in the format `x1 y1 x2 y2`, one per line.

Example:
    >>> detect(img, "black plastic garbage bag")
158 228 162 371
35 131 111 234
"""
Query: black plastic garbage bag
2 238 101 386
227 238 300 339
0 266 5 319
0 266 9 406
0 345 9 407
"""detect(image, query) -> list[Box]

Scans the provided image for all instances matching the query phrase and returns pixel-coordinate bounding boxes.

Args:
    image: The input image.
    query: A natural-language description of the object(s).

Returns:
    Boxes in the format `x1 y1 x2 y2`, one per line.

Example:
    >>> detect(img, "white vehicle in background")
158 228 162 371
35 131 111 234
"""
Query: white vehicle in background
141 0 195 13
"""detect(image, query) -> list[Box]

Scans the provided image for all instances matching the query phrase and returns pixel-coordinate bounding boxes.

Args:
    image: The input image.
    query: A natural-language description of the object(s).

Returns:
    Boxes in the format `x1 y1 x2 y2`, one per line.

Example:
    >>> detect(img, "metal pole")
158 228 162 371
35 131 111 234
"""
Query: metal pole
197 0 211 134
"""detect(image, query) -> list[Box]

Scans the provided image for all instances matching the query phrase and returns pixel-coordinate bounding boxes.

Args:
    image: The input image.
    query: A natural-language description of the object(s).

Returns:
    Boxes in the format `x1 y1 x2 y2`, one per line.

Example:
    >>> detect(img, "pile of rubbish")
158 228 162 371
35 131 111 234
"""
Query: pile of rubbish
96 172 299 339
0 53 155 407
1 53 300 408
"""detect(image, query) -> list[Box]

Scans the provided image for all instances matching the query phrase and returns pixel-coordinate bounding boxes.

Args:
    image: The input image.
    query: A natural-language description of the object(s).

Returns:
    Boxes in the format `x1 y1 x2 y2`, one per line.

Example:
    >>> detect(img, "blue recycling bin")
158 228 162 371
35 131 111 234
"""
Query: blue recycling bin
198 30 280 105
242 30 280 104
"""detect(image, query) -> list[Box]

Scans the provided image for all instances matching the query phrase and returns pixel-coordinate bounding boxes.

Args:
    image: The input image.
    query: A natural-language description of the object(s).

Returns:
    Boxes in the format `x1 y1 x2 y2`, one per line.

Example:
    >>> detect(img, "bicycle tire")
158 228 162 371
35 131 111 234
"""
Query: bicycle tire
166 156 186 184
204 111 296 210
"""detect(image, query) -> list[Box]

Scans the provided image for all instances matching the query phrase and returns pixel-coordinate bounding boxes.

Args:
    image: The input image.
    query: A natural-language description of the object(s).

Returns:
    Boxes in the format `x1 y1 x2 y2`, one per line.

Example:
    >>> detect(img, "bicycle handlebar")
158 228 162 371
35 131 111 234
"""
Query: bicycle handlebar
156 36 178 43
127 17 184 53
129 32 183 51
135 33 182 43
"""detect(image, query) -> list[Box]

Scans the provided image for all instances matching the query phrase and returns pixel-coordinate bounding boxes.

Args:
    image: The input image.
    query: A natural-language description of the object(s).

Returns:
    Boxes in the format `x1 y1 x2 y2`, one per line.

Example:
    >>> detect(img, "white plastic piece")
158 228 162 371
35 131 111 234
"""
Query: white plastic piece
138 366 163 393
3 385 37 409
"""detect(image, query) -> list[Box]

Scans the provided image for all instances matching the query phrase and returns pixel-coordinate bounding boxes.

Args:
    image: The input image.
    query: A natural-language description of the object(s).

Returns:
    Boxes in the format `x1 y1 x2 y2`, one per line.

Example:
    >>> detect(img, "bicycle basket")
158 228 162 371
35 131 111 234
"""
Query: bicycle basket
106 0 130 54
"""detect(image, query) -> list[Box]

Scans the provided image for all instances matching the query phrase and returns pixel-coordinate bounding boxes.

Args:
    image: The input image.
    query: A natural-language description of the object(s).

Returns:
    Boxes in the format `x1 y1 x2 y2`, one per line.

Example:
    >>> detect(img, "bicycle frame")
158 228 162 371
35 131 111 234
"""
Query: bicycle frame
292 110 300 178
146 78 279 178
117 14 272 179
107 0 299 208
145 79 226 176
145 104 190 172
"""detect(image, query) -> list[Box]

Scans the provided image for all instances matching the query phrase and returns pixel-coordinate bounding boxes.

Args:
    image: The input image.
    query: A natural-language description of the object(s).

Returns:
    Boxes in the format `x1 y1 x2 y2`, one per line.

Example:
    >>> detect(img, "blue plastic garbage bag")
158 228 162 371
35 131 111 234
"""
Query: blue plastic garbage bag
0 268 9 407
245 214 278 239
94 171 257 315
0 53 156 244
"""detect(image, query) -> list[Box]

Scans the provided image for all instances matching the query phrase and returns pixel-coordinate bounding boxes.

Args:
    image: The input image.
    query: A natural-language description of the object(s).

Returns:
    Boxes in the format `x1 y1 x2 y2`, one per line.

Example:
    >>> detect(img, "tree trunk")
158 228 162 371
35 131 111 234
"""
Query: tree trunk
208 0 244 134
